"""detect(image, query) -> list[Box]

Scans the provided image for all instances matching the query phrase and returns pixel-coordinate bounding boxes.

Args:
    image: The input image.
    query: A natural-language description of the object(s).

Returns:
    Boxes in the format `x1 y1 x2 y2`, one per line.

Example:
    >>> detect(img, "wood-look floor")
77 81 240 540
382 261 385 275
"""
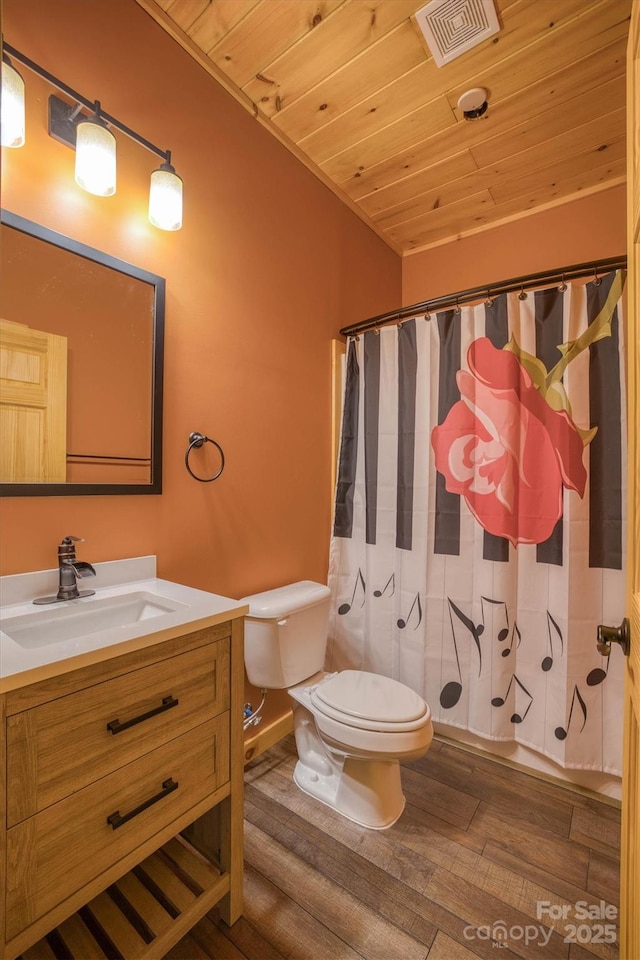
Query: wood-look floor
166 735 621 960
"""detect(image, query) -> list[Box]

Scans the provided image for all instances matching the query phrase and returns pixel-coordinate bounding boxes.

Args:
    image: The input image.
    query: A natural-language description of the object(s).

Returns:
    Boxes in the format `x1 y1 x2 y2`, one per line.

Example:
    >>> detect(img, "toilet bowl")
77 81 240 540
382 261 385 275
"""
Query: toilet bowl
289 670 433 829
241 581 434 830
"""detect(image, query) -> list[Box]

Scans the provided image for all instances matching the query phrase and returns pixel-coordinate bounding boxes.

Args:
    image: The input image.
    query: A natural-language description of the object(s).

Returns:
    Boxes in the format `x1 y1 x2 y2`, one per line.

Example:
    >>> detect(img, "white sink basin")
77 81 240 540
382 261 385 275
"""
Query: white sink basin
1 591 187 649
0 558 249 688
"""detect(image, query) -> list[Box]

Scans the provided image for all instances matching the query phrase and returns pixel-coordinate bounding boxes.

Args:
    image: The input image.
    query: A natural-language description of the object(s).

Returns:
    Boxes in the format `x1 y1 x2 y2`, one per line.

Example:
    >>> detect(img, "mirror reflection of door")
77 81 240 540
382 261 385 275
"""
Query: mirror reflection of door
0 319 67 482
1 217 155 488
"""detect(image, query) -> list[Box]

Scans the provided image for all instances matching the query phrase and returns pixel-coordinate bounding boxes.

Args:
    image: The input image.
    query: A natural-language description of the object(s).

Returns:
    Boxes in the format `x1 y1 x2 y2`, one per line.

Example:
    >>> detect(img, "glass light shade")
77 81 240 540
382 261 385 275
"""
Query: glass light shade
149 162 183 231
75 116 116 196
1 59 26 147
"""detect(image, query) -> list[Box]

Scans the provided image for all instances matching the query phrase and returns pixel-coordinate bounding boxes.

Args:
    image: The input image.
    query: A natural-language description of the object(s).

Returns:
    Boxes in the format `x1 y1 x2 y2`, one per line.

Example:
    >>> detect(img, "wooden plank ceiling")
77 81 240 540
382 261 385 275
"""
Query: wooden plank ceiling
137 0 631 256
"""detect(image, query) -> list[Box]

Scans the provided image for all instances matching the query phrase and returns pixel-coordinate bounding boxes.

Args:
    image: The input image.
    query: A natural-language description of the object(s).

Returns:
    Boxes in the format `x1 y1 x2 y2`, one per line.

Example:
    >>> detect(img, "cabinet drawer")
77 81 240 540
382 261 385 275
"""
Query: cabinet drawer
6 712 229 941
7 639 229 825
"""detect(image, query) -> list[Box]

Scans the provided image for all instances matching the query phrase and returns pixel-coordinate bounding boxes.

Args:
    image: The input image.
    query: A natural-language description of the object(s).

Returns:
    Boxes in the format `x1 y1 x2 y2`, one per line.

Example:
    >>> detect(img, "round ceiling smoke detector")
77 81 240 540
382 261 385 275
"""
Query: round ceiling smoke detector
457 87 488 119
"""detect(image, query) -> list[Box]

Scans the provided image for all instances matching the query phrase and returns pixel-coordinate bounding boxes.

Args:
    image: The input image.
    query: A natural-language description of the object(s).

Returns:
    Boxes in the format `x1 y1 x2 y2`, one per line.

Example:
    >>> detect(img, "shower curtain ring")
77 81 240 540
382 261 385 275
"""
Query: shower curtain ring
559 273 567 292
592 267 602 287
485 289 494 307
454 298 461 314
518 285 527 301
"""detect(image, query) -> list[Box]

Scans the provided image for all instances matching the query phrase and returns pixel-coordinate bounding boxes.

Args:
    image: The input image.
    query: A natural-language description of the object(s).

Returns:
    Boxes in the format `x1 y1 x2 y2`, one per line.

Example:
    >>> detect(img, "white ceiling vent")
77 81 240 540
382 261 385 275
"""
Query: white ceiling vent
414 0 500 68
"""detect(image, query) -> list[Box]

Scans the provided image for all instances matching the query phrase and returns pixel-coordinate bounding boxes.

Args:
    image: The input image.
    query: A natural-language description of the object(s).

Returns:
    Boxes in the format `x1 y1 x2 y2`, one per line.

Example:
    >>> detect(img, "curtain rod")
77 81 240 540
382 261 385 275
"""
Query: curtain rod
339 255 627 338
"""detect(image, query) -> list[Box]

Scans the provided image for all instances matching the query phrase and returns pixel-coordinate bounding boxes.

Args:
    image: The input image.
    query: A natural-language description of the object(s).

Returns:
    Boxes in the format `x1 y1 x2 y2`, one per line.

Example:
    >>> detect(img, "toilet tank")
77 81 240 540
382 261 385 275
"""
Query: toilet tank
240 581 331 688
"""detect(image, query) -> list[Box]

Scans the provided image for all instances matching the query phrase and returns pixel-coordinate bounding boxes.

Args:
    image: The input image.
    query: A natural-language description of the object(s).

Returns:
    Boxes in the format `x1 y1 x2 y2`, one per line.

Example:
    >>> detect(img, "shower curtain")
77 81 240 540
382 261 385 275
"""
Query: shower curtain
327 270 626 775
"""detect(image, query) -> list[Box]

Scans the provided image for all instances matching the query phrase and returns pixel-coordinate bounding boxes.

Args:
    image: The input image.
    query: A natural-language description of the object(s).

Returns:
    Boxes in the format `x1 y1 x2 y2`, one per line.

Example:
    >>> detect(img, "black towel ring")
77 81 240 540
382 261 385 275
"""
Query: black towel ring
185 431 225 482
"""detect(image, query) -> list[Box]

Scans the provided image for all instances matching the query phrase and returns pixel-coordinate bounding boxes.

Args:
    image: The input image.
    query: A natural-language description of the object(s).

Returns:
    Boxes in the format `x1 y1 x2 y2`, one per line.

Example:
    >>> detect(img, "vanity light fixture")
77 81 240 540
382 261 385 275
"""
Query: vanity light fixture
149 152 183 231
74 102 116 197
1 41 183 230
1 53 25 147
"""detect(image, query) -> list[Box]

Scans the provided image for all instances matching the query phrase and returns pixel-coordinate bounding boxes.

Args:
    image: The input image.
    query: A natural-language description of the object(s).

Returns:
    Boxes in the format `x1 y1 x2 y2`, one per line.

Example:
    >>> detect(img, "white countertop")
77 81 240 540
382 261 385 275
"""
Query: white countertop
0 556 248 691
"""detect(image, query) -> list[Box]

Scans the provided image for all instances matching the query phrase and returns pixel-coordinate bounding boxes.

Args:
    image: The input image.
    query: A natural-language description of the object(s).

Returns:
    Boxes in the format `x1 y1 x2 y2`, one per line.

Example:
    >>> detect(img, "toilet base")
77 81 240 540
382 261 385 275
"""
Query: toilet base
293 754 406 830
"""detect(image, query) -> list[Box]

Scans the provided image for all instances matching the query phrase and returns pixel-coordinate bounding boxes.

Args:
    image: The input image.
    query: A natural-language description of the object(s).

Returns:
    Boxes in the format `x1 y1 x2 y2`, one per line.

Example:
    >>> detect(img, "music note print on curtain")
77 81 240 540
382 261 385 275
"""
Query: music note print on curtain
491 674 534 724
373 573 395 598
586 656 610 687
440 599 483 709
541 611 564 672
338 568 366 615
397 593 422 630
477 596 509 643
555 685 587 741
476 595 521 658
502 622 521 658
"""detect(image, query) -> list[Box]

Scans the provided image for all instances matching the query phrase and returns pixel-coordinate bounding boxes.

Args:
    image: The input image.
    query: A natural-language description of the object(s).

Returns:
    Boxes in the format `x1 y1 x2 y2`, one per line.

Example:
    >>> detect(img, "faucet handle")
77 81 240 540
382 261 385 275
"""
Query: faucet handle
59 536 85 562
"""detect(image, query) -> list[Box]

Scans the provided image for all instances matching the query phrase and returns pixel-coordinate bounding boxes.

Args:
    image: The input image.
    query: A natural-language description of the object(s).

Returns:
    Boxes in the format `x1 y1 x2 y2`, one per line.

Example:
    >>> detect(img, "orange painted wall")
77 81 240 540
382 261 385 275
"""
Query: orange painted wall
0 0 401 594
402 186 627 306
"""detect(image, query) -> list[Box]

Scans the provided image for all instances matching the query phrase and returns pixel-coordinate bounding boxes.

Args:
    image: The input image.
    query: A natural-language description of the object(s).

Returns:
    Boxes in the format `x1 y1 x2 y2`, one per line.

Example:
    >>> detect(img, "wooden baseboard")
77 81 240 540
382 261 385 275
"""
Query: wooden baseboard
244 711 293 765
434 732 621 807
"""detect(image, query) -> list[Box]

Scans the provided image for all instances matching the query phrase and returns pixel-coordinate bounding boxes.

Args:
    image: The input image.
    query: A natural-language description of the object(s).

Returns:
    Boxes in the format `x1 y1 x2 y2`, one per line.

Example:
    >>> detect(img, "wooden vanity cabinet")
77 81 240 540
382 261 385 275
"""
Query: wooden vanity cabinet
0 615 245 960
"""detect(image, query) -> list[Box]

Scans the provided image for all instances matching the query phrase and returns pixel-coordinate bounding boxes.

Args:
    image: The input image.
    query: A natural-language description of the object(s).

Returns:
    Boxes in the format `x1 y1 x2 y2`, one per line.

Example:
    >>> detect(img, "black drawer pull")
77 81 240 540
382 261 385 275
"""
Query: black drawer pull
107 695 179 735
107 778 179 830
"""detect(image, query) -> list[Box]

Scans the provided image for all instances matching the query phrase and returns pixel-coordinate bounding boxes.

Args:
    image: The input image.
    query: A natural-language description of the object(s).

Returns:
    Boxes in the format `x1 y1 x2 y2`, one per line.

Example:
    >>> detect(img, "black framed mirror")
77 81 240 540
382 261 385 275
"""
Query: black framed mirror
0 210 164 496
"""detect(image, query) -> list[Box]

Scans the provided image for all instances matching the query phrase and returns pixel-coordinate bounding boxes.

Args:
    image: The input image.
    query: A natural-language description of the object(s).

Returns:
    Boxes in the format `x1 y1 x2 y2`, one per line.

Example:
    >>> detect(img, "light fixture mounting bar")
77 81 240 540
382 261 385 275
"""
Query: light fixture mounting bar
48 94 79 148
2 41 169 162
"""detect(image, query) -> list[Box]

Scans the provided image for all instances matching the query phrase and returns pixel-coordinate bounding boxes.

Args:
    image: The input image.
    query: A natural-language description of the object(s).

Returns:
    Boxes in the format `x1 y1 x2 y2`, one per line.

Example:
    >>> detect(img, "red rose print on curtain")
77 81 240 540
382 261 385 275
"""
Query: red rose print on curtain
431 336 596 546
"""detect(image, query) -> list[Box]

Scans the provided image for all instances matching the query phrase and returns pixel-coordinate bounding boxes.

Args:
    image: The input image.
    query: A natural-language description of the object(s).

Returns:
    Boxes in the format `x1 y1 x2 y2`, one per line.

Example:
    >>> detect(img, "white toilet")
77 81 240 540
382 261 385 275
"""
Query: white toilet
241 580 433 830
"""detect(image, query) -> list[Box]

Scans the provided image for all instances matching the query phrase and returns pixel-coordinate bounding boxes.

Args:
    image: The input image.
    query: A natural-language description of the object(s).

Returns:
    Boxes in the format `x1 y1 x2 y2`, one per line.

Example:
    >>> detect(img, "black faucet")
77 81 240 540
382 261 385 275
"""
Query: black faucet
33 536 97 605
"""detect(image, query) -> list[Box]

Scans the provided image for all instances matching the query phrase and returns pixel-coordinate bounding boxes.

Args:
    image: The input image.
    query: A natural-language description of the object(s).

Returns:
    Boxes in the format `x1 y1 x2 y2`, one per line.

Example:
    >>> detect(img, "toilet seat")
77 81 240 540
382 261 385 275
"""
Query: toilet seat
310 670 430 733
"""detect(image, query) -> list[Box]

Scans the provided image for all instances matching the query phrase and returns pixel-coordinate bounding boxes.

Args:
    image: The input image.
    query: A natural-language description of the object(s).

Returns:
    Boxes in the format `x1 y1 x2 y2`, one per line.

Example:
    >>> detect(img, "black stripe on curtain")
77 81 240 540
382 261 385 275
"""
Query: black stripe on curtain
535 286 564 566
483 294 510 562
588 271 622 570
434 310 461 556
333 339 360 539
397 320 417 550
364 331 380 545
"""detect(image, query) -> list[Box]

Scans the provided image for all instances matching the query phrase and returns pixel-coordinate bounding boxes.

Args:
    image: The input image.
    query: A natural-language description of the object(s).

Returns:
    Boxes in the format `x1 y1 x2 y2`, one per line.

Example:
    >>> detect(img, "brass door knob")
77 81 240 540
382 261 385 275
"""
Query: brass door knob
596 618 630 657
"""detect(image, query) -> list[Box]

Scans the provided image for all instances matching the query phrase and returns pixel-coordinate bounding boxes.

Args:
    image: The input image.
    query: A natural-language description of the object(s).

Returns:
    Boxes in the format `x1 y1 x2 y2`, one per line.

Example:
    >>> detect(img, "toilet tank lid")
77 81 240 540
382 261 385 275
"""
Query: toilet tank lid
240 580 330 619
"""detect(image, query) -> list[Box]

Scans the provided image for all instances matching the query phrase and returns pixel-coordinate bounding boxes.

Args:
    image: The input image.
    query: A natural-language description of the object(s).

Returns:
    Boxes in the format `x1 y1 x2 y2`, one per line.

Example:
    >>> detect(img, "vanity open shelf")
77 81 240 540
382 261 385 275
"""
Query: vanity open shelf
18 834 227 960
0 593 246 960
